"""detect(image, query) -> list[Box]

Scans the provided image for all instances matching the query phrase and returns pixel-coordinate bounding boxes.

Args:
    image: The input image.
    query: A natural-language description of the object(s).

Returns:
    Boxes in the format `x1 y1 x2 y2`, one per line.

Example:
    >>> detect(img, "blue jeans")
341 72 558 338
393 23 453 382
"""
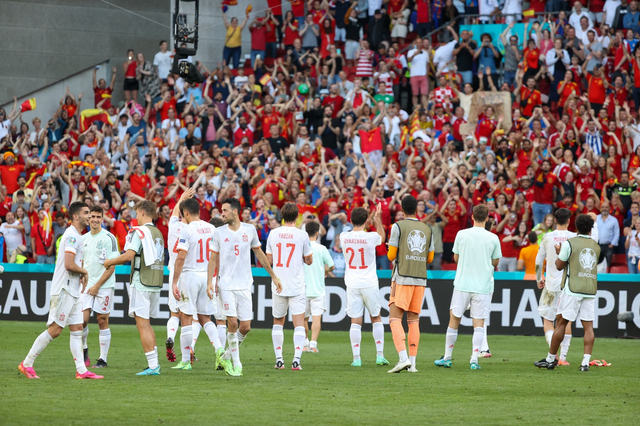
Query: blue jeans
265 42 277 58
376 255 390 270
503 70 516 88
532 202 552 226
628 257 640 274
223 46 242 69
251 49 266 67
459 70 473 85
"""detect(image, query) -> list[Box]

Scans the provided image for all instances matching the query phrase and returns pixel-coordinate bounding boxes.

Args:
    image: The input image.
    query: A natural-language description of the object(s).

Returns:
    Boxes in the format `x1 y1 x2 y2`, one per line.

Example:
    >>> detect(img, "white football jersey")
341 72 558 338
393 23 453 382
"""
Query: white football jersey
167 216 183 271
340 230 381 289
177 220 216 273
537 230 576 292
211 223 261 291
82 229 119 290
266 226 313 297
51 225 84 298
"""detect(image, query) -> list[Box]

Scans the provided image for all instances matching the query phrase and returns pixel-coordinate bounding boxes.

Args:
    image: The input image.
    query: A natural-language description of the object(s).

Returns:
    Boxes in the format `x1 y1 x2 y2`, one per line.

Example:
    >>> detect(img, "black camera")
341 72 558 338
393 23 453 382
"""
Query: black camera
171 0 204 84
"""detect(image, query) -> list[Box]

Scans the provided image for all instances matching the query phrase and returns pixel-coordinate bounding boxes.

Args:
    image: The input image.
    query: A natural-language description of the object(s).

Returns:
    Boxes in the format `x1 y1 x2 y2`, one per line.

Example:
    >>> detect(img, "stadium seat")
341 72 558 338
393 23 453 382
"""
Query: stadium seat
611 254 626 266
441 263 457 271
610 265 629 274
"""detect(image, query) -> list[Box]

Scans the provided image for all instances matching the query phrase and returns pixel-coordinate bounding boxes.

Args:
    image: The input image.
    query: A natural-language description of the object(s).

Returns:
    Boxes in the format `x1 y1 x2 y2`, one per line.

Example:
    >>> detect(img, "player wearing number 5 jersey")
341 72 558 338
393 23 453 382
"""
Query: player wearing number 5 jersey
340 205 389 368
266 202 313 371
171 191 224 371
208 198 282 377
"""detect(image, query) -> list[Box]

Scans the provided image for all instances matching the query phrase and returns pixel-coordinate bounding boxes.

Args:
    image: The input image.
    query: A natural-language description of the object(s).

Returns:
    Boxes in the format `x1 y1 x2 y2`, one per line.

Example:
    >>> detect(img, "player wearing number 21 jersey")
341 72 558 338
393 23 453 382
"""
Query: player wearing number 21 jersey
170 195 223 371
340 206 388 368
266 202 313 371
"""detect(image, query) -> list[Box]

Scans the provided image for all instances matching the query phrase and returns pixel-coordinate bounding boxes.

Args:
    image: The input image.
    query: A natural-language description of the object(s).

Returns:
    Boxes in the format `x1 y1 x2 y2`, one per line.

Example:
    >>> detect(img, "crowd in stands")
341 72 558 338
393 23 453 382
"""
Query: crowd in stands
0 0 639 275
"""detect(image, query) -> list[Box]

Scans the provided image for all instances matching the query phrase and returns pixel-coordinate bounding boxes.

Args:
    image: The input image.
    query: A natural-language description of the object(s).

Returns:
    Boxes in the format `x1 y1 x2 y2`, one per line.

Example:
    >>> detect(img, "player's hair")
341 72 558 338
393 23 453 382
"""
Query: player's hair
180 198 200 217
554 208 572 226
209 217 225 228
134 200 157 219
222 198 241 215
89 205 103 215
575 214 595 235
281 202 299 223
472 204 489 222
351 207 369 227
401 195 418 215
68 201 88 221
527 231 538 244
306 221 320 238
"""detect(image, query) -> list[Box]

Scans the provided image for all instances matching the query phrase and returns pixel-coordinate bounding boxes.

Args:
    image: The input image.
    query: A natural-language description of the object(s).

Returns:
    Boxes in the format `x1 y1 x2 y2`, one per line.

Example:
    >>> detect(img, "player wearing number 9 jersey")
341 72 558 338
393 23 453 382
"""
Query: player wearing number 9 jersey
340 206 389 368
170 193 224 371
208 198 282 377
266 202 313 371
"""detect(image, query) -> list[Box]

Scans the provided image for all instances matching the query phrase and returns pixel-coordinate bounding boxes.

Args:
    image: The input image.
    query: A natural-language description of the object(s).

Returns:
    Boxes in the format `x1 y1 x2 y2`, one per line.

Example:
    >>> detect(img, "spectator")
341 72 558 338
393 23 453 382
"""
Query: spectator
136 52 161 101
222 8 249 69
0 212 25 261
518 231 540 274
123 49 139 102
625 216 640 273
597 201 621 268
153 40 173 82
92 67 116 109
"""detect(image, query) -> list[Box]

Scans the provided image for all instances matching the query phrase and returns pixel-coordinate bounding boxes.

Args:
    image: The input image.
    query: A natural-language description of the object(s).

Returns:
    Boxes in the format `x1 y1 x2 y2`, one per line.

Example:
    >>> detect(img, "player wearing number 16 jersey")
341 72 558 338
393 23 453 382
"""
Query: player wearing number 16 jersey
340 206 388 368
170 194 224 371
266 203 313 371
208 198 282 377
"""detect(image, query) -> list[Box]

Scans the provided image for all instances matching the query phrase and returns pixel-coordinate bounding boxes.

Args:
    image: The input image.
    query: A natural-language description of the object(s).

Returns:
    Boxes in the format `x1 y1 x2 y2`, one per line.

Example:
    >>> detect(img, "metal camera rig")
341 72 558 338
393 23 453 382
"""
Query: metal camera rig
172 0 204 84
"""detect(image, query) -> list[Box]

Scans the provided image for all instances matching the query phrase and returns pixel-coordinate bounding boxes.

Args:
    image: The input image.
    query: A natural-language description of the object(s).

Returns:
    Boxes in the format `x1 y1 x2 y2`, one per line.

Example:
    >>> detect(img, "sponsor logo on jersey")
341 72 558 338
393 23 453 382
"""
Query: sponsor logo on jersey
179 239 186 243
224 238 230 242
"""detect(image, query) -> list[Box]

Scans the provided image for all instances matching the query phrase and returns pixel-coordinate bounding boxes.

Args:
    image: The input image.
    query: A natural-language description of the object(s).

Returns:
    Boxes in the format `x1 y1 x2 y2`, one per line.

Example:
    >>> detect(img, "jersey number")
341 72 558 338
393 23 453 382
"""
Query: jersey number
345 247 367 270
275 242 296 268
196 238 213 263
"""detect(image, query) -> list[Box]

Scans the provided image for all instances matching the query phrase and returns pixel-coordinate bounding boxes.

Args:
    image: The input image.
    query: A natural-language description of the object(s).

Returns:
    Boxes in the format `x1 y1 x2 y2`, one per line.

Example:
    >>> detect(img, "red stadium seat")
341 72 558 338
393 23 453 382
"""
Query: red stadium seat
609 265 629 274
611 254 626 266
441 263 457 271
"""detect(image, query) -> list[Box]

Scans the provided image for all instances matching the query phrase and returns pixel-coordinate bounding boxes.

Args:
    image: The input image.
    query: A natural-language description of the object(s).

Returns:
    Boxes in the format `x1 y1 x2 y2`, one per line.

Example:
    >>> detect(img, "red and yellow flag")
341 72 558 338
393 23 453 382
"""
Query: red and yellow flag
246 4 253 14
80 109 113 132
359 127 382 153
20 98 36 112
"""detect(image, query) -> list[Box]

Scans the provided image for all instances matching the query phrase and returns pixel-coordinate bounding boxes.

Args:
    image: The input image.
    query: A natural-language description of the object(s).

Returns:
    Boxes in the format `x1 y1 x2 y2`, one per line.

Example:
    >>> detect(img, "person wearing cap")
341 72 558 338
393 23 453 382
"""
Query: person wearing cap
1 152 37 195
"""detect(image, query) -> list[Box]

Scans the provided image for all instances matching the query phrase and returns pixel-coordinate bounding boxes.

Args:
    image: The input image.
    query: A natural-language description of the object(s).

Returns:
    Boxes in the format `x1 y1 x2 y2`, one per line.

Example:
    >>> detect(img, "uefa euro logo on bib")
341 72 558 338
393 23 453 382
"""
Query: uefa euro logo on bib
407 230 427 254
579 248 597 272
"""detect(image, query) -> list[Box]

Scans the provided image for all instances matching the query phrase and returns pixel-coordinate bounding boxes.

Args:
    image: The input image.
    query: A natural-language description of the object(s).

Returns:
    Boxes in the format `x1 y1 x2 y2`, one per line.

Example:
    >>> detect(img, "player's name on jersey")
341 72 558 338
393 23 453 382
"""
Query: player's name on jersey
279 233 294 239
343 238 368 244
196 227 213 234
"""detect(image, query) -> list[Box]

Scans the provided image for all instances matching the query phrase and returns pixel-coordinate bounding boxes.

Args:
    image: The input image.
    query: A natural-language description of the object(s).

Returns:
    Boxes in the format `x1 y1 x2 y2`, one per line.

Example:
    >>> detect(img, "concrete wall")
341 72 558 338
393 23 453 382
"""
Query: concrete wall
0 0 172 104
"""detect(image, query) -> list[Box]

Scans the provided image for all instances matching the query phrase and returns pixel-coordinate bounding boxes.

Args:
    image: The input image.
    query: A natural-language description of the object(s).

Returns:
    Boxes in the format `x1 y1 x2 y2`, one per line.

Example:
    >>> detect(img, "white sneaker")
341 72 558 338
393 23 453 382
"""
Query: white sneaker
387 359 412 373
407 365 419 373
479 350 492 358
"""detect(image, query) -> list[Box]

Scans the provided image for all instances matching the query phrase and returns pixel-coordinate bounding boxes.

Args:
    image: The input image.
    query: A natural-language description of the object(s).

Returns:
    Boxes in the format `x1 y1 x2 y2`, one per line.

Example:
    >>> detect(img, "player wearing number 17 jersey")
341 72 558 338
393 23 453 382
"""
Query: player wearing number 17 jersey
266 203 313 371
340 206 388 368
208 198 282 377
170 195 224 371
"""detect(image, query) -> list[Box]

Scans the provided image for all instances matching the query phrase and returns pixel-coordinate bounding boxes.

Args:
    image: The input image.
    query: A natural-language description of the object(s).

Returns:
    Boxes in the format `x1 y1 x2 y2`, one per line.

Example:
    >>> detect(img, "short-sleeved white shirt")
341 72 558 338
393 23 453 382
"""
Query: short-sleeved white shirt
154 51 173 79
340 230 381 289
83 229 119 290
0 220 24 255
0 119 11 141
266 226 313 297
211 223 261 291
452 226 501 295
408 49 429 77
167 216 183 271
51 225 84 298
177 220 216 273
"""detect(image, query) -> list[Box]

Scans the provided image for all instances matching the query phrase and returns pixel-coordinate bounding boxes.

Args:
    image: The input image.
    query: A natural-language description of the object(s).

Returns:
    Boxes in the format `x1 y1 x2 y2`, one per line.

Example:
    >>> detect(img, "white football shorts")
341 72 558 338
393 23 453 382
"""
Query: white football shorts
346 286 381 318
47 289 83 327
219 288 253 321
273 293 306 318
556 291 595 322
450 289 491 320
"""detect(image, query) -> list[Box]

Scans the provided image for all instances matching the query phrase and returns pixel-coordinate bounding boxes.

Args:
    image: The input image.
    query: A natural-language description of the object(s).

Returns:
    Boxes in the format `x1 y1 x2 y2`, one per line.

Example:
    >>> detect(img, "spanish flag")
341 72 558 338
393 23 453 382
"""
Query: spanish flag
222 0 237 5
259 73 272 86
359 127 382 153
80 109 113 132
20 98 36 112
246 4 252 14
522 9 535 17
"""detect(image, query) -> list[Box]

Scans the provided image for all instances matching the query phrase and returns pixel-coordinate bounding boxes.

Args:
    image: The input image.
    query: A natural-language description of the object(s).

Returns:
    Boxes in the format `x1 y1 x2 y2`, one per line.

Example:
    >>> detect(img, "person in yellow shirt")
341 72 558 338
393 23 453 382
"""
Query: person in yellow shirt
222 7 249 70
518 232 539 275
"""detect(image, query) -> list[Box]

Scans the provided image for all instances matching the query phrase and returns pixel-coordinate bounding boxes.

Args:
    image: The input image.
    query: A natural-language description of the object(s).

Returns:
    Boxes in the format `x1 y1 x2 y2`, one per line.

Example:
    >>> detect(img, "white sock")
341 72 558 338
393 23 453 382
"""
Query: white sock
545 330 554 347
218 324 227 349
372 322 385 356
228 332 241 369
203 322 222 350
82 326 89 350
444 327 458 361
310 340 317 349
238 331 247 345
99 329 111 362
70 330 87 374
167 316 180 341
398 350 408 363
24 330 53 367
146 350 159 369
546 352 557 363
191 322 202 352
409 355 416 367
304 338 310 348
154 345 157 358
560 334 572 361
180 325 193 363
480 323 489 352
582 353 591 366
293 326 305 362
272 325 284 360
349 324 362 360
471 327 484 364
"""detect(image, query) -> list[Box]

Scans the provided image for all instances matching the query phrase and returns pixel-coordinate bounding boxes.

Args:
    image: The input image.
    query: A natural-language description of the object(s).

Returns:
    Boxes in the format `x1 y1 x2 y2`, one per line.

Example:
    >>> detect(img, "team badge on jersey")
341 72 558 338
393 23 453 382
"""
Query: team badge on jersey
59 313 65 322
243 234 248 242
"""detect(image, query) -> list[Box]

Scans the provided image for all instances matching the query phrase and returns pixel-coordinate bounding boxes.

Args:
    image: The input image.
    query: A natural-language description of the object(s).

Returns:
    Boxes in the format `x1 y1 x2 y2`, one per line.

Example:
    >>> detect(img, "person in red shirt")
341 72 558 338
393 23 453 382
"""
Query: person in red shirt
196 186 213 222
264 8 280 58
0 184 12 219
556 193 580 232
439 194 467 262
523 39 541 82
517 76 543 118
496 212 521 271
0 152 30 195
586 65 609 112
532 160 563 225
613 32 631 74
475 106 498 140
282 10 300 49
321 85 344 118
128 163 151 198
250 16 271 67
515 138 538 179
111 208 134 252
92 66 116 109
557 70 580 116
607 73 630 117
338 187 364 221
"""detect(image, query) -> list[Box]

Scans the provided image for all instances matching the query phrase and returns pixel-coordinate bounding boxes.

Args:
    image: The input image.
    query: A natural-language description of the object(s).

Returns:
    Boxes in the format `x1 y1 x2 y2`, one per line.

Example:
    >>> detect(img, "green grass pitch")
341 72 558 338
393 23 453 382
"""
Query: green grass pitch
1 321 638 425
